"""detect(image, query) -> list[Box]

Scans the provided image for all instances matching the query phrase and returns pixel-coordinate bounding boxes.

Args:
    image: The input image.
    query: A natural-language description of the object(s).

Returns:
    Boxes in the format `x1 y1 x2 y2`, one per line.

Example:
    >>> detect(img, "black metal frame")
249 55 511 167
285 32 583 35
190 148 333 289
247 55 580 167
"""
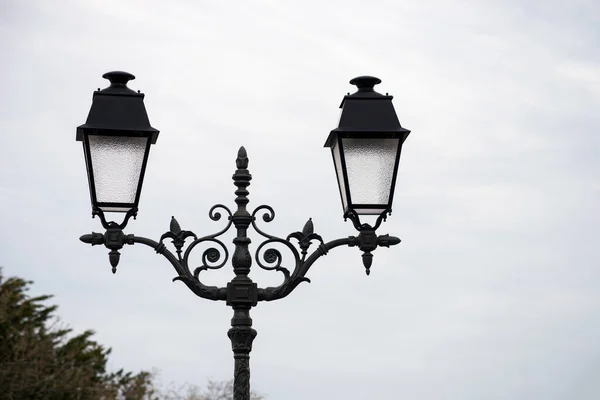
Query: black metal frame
81 129 153 215
80 147 401 400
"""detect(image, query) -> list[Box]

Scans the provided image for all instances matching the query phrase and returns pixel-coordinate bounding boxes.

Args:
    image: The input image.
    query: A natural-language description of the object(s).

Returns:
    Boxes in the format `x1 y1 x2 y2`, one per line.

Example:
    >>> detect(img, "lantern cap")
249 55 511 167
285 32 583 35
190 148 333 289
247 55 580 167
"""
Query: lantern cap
324 75 410 147
76 71 159 143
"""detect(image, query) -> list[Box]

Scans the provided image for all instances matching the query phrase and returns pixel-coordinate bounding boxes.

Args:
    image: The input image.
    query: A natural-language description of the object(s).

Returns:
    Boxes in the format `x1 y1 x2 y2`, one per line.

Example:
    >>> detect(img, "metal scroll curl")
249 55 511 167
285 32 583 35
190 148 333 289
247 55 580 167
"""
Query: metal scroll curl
180 204 234 278
250 205 276 238
160 204 234 291
251 205 330 290
251 205 301 284
186 238 230 278
207 204 233 237
254 240 292 282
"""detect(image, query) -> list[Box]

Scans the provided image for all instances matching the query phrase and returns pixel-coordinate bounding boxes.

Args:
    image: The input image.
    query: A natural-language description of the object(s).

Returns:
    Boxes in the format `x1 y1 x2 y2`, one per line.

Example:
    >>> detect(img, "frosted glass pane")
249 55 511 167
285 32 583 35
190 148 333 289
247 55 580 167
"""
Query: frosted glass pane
99 206 134 213
332 141 348 210
354 208 386 215
342 138 399 206
88 135 148 206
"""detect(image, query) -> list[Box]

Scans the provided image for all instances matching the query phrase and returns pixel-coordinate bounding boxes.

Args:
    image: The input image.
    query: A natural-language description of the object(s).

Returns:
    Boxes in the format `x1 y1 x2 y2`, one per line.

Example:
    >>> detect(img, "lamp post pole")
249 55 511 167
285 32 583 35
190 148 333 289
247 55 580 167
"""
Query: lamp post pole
227 148 257 398
78 73 410 400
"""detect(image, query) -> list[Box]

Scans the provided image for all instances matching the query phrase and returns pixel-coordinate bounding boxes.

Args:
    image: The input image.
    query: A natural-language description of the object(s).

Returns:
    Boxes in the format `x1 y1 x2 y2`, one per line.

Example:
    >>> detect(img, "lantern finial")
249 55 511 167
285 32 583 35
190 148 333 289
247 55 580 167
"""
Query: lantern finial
349 76 382 92
102 71 136 88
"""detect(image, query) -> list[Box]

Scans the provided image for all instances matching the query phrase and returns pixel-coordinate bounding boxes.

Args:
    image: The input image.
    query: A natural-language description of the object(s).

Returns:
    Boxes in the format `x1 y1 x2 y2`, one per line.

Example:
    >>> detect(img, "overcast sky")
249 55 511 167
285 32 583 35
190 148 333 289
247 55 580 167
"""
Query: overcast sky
2 0 600 399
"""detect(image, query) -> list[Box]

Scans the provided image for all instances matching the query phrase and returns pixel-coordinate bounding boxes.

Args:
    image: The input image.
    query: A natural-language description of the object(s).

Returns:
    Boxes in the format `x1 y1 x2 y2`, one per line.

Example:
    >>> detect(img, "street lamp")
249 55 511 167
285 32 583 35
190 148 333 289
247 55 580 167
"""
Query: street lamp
77 71 159 216
78 72 410 400
326 76 410 223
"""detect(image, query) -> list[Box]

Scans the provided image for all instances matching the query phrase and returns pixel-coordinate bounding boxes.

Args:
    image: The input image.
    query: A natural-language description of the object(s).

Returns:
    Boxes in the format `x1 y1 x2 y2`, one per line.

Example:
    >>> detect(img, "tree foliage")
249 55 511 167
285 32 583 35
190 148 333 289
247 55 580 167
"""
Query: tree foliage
0 270 157 399
0 270 264 400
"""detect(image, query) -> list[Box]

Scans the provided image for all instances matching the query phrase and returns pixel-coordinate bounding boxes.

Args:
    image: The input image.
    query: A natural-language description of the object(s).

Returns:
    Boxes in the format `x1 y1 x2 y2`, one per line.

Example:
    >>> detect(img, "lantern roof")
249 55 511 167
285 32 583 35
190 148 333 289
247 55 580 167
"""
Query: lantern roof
76 71 159 143
325 76 410 147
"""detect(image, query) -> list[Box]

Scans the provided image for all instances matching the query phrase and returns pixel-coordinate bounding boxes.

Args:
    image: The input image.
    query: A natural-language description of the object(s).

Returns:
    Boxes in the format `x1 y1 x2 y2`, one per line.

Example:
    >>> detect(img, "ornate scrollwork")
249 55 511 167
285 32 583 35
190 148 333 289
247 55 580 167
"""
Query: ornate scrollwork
208 204 233 237
250 205 276 238
158 204 234 296
186 238 229 278
249 203 396 299
136 212 231 301
255 240 291 281
250 207 337 299
157 205 234 282
256 236 356 301
251 204 303 285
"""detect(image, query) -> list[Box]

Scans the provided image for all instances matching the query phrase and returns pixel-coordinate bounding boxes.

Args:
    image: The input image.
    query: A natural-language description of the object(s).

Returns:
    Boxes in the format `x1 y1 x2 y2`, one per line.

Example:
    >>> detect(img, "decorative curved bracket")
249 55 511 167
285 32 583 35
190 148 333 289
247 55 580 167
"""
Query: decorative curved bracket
251 205 401 302
81 208 231 302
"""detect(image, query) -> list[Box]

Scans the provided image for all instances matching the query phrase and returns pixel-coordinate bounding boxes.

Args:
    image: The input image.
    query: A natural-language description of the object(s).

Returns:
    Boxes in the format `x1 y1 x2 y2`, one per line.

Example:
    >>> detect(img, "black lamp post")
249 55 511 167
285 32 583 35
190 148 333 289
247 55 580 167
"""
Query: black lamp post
78 72 410 400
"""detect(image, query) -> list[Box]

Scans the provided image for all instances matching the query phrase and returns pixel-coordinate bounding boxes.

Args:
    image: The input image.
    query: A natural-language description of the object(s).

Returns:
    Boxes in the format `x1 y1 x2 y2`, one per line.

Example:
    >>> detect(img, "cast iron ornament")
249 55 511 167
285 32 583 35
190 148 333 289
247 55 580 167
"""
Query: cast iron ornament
80 147 401 399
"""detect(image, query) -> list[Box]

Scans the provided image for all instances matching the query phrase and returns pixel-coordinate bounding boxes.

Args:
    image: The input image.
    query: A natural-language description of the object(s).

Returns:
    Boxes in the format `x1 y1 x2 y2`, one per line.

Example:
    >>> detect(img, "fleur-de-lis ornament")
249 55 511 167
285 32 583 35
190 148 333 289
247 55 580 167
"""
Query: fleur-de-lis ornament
159 216 197 259
287 218 324 260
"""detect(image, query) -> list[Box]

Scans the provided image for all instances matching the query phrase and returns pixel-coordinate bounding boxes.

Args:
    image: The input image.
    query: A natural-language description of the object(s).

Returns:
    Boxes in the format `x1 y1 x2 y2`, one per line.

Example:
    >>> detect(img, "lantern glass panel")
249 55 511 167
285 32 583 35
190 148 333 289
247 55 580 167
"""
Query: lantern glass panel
341 137 399 207
88 135 149 210
331 140 349 211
